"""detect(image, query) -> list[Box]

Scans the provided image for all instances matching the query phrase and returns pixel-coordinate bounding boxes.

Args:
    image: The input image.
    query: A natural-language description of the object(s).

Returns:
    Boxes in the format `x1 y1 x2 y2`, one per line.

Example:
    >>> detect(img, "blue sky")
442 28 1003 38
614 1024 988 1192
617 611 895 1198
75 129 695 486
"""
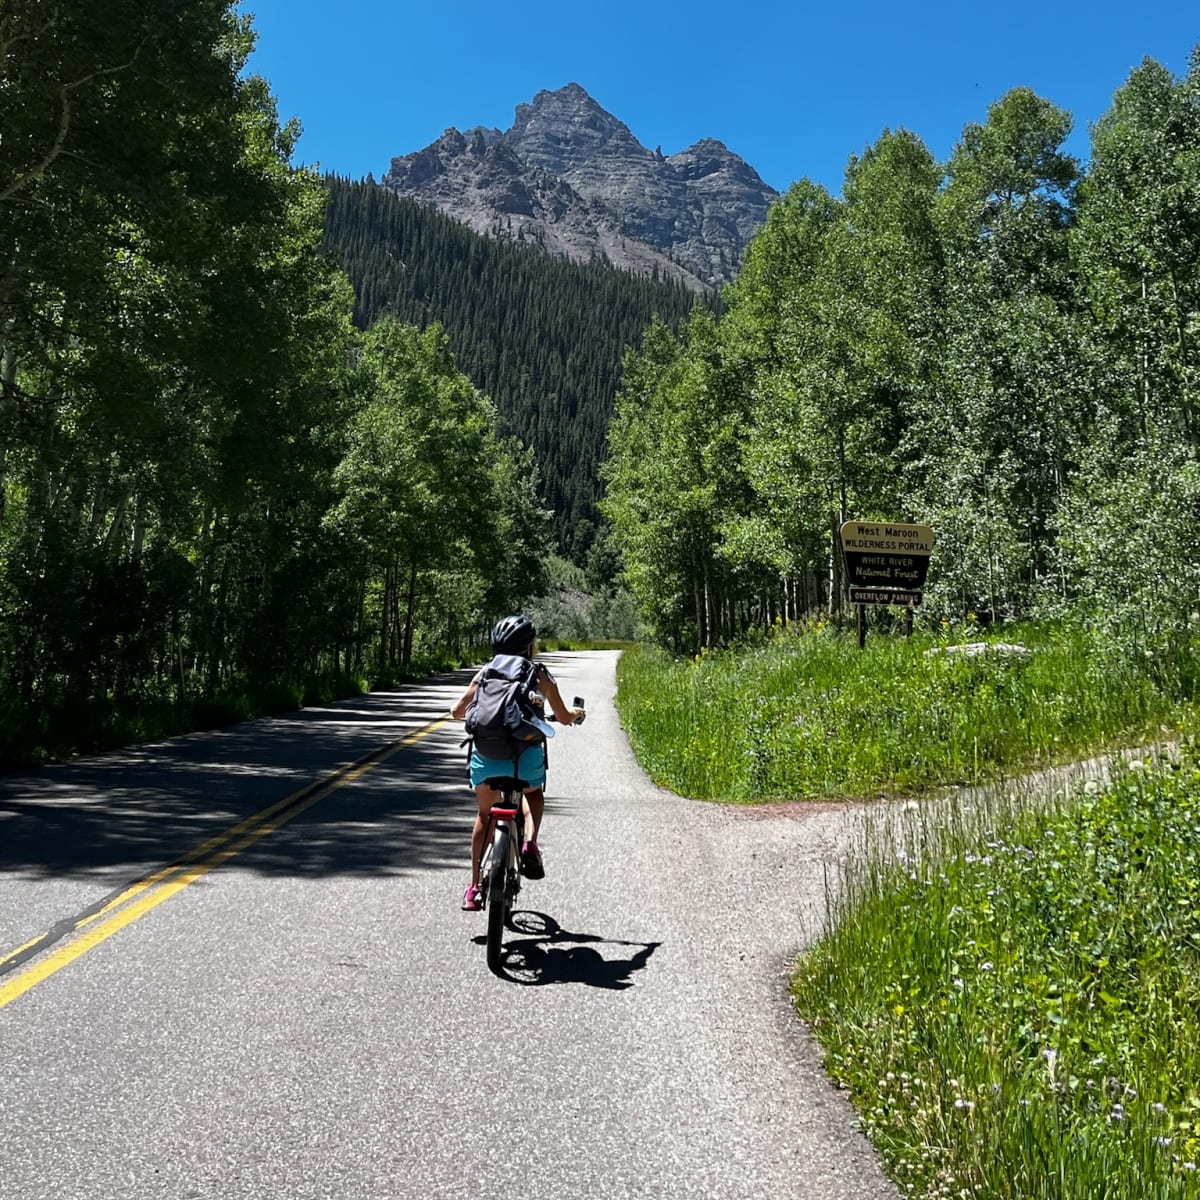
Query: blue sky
239 1 1198 196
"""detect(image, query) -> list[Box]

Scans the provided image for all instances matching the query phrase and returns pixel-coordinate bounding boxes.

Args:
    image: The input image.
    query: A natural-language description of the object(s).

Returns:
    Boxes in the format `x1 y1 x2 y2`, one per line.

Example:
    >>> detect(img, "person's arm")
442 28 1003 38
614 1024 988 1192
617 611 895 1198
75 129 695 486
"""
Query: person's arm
538 669 584 725
449 677 478 720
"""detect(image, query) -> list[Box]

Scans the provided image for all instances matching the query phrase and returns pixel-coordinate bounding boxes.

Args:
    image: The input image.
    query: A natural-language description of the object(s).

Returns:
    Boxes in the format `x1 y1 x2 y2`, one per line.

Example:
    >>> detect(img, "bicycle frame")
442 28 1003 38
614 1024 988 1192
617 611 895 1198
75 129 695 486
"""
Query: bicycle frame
479 783 525 900
478 772 528 974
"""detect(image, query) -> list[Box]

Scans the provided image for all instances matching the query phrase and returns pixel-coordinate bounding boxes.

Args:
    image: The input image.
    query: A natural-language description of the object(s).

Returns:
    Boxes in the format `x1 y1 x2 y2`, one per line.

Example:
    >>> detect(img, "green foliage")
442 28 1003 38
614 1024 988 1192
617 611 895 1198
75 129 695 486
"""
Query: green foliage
325 317 549 673
794 747 1200 1198
528 554 640 642
605 53 1200 658
614 621 1191 802
0 5 553 764
1055 448 1200 665
321 176 704 559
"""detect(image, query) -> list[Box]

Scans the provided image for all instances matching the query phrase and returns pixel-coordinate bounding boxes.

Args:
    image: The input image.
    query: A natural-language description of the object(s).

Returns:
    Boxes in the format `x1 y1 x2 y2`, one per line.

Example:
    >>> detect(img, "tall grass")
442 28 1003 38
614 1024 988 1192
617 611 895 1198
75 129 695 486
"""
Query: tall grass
615 620 1191 802
794 748 1200 1199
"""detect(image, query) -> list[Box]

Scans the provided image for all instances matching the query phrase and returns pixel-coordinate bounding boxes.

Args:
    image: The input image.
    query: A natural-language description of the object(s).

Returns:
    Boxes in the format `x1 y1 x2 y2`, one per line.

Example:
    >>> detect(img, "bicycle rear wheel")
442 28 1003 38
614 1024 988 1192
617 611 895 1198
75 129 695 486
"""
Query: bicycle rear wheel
485 823 510 974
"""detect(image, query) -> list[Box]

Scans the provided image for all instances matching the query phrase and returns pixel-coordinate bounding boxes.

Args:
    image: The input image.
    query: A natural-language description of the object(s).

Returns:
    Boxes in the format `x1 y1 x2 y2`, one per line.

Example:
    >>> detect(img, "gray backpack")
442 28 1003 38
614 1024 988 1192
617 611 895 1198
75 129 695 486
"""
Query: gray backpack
465 654 543 759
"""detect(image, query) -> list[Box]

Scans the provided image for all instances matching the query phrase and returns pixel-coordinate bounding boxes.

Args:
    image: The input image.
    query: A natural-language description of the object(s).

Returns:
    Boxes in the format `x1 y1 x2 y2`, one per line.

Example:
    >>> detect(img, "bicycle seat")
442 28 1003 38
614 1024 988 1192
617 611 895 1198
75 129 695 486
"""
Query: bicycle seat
482 775 527 791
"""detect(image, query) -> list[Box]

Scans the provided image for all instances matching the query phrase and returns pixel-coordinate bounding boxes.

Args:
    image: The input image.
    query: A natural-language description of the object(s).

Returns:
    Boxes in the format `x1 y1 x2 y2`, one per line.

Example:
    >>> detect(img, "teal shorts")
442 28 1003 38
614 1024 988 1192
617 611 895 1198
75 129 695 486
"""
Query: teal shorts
469 742 546 789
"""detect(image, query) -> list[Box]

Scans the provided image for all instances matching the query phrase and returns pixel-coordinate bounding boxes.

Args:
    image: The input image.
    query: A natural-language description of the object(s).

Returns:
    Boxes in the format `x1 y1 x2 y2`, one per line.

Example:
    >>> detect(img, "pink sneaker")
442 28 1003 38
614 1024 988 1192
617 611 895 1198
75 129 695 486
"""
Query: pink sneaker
461 883 482 911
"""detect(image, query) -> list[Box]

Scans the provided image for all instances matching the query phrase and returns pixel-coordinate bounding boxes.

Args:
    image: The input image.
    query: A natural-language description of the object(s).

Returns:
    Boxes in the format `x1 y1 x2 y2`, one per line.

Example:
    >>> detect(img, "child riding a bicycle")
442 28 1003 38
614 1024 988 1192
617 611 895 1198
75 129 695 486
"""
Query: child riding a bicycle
449 615 586 911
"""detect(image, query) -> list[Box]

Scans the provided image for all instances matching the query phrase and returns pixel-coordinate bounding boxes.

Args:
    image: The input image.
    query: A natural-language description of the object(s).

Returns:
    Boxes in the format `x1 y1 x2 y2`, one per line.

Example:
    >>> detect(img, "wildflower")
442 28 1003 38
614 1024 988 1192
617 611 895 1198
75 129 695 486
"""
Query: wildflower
954 1098 975 1112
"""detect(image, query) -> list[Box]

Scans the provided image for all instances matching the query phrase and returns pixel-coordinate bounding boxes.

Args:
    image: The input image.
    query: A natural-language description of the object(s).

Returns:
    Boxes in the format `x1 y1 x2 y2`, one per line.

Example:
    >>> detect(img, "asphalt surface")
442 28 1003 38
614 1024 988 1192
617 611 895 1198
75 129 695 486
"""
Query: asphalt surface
0 651 899 1199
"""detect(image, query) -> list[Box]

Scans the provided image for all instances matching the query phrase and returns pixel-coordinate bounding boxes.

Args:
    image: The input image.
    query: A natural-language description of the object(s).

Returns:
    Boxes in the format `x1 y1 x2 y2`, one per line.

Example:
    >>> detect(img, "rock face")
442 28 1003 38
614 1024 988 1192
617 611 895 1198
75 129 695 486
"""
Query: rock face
382 84 778 290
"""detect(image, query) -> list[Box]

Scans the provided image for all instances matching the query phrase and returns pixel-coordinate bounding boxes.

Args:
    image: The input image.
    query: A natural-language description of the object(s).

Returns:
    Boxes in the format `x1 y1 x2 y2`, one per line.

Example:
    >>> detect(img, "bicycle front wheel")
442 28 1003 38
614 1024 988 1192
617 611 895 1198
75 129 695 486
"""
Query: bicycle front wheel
485 823 510 974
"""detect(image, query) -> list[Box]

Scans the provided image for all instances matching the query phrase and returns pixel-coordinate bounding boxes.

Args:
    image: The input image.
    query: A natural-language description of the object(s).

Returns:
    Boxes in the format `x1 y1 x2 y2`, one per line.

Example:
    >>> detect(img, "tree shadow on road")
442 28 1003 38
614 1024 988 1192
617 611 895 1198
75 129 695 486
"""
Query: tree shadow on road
0 674 484 882
476 910 660 988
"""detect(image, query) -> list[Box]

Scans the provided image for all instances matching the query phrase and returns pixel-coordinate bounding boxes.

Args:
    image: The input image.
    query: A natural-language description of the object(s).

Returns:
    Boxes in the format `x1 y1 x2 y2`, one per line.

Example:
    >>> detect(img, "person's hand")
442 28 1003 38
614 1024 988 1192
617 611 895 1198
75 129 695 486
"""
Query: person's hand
571 706 586 725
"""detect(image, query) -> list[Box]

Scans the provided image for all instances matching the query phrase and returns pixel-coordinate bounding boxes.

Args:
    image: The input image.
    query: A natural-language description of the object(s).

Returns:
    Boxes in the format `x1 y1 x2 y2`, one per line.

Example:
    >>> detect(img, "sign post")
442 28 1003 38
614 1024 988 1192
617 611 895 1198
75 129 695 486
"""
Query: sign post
839 521 935 646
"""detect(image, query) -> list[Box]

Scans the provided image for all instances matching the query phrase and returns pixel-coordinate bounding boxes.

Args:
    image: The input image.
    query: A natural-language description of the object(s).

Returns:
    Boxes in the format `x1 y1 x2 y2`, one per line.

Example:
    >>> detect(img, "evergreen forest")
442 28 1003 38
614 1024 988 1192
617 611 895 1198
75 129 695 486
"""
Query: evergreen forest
320 177 703 559
604 58 1200 664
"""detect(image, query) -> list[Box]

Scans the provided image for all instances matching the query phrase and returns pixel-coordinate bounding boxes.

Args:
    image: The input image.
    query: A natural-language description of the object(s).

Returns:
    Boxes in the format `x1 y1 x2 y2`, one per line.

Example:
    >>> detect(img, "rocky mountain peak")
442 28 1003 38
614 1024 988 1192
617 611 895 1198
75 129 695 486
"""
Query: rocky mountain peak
508 83 650 178
464 126 504 151
381 84 778 288
670 138 766 186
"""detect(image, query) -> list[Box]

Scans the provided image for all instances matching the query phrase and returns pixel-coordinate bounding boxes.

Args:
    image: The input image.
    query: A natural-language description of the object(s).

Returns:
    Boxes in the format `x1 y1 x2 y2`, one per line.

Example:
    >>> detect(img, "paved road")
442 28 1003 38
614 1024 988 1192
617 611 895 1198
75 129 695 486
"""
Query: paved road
0 651 898 1199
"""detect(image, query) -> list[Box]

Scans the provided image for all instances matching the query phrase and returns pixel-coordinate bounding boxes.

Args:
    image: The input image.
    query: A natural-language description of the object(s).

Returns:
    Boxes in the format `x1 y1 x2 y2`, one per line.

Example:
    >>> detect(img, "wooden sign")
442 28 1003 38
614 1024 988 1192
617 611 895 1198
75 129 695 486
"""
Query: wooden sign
840 521 935 591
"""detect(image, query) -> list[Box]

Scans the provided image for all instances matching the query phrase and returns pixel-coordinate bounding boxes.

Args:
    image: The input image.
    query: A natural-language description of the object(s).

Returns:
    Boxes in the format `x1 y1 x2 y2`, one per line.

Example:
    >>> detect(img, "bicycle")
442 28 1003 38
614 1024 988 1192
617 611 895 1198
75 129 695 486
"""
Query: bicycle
476 696 584 975
477 772 526 974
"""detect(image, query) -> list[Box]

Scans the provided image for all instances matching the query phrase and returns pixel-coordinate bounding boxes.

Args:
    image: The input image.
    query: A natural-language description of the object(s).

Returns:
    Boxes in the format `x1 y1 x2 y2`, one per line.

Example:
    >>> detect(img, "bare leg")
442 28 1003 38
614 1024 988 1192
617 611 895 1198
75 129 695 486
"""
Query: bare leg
471 783 499 886
522 787 544 842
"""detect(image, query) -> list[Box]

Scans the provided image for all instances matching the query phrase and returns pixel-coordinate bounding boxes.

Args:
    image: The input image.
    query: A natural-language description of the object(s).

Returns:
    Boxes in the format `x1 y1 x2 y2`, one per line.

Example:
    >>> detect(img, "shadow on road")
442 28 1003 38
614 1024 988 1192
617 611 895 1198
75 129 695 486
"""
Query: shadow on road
0 674 486 881
477 910 660 988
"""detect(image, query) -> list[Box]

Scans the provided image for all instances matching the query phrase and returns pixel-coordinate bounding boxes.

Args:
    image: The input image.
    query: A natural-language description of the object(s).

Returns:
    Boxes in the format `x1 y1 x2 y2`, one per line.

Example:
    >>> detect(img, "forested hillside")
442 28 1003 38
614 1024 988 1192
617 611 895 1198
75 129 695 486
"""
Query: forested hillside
321 177 704 558
0 3 549 764
605 58 1200 662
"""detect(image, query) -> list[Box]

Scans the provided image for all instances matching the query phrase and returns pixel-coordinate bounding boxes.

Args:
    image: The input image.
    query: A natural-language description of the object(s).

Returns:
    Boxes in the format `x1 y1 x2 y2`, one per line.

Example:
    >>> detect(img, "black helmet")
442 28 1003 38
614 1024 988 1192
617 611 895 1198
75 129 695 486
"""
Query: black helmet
491 614 535 655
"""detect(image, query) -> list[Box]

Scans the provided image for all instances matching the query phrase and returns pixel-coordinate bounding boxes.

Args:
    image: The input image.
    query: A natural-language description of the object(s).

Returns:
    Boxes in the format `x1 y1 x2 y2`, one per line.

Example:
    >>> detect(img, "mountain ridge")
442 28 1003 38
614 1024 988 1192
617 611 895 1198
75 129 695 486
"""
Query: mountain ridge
381 84 778 288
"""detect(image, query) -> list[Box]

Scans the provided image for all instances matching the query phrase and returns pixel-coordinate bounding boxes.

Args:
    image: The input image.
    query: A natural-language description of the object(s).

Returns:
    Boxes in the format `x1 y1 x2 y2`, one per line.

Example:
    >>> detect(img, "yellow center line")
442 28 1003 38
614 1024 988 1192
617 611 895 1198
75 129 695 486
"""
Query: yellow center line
0 790 311 973
0 718 449 1010
2 932 46 964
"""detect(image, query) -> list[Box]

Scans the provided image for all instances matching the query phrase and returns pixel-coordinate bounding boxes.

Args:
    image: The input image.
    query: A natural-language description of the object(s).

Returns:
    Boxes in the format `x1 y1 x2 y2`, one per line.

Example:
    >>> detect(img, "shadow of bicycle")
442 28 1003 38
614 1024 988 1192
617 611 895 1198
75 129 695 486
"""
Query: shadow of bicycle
473 911 660 987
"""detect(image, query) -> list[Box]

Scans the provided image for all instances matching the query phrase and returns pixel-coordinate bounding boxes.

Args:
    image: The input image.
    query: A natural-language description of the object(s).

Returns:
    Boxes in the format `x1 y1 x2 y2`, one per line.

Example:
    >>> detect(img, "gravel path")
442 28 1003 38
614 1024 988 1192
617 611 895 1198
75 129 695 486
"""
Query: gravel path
0 651 899 1199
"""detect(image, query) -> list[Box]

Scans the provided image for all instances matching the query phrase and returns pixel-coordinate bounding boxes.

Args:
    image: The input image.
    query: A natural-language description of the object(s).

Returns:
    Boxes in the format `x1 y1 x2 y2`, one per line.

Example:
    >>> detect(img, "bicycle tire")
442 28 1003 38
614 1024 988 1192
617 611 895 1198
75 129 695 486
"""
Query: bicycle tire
485 823 510 974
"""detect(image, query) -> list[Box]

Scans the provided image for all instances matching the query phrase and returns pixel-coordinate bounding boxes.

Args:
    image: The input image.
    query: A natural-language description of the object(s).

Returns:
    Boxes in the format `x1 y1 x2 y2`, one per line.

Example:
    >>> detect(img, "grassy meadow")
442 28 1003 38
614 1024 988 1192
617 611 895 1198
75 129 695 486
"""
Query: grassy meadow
614 618 1194 802
614 618 1200 1197
794 750 1200 1198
